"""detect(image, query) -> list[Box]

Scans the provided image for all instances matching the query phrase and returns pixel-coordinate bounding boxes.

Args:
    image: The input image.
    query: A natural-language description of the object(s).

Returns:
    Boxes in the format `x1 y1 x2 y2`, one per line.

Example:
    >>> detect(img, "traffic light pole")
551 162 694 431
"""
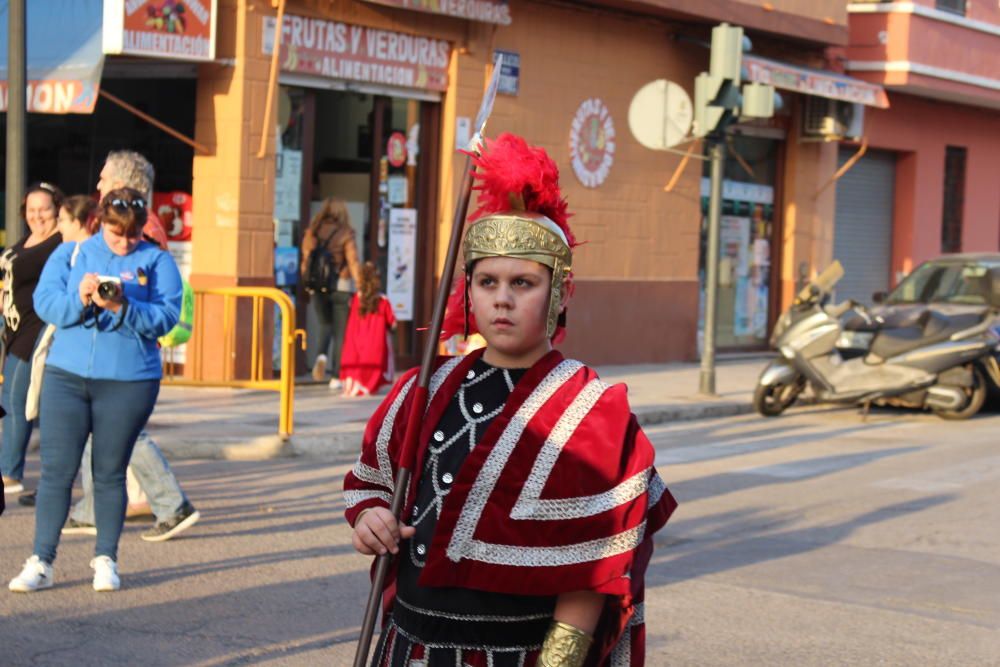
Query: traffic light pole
5 0 27 246
699 138 725 395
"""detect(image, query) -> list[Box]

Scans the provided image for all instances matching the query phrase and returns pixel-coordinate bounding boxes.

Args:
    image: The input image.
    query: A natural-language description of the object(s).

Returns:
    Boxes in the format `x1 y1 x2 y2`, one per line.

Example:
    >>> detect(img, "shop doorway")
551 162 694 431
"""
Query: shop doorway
273 86 439 378
698 135 781 352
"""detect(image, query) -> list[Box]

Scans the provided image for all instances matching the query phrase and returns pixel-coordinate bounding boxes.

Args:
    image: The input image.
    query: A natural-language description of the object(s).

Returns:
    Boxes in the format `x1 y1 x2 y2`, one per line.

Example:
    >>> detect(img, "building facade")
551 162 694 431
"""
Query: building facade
4 0 912 371
839 0 1000 297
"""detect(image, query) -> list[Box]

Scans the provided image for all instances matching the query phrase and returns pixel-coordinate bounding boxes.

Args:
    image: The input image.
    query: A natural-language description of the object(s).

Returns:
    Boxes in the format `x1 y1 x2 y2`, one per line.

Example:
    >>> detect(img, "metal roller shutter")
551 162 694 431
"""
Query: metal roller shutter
833 147 896 305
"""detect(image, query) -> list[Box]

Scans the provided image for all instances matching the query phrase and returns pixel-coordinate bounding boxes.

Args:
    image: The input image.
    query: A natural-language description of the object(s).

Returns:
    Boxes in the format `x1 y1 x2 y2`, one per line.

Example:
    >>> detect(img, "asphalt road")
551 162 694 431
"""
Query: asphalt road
1 404 999 666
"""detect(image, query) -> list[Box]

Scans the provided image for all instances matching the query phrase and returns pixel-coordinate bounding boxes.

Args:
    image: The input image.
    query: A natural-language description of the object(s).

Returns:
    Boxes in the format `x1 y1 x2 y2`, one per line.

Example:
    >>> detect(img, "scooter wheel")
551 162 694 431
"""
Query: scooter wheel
932 367 987 420
753 379 802 417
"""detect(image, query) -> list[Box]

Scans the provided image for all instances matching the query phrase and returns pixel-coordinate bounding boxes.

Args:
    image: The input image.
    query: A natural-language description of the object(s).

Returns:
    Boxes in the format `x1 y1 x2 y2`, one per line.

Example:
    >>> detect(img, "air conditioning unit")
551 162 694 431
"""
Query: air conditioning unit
801 98 864 141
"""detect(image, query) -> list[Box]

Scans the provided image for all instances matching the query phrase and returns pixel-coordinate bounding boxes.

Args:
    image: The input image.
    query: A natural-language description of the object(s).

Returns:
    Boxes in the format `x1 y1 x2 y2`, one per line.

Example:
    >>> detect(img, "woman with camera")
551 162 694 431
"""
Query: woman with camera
9 188 182 593
0 182 64 499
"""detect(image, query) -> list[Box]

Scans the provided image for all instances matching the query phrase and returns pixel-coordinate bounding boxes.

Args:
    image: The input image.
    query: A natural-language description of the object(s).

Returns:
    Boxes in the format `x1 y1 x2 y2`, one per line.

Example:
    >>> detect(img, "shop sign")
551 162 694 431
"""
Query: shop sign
262 14 450 92
361 0 511 26
274 146 303 221
387 208 418 321
0 81 100 114
103 0 218 61
700 178 774 205
0 1 104 114
494 49 519 96
743 55 889 109
569 98 615 189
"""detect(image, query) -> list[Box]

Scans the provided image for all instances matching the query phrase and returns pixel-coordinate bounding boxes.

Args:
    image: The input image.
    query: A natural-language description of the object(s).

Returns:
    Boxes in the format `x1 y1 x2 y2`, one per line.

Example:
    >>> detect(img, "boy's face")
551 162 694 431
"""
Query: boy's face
469 256 566 366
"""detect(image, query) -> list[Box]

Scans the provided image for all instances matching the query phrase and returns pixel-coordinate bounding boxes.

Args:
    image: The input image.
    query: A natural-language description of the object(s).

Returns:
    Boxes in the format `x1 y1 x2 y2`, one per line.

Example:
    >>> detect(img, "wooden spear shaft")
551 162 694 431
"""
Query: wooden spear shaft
352 156 478 667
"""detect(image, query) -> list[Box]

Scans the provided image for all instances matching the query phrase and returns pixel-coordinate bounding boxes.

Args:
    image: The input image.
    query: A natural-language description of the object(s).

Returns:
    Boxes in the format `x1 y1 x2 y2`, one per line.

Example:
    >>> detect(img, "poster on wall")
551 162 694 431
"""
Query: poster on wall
274 147 302 221
570 98 615 188
720 216 752 337
387 208 417 321
103 0 218 61
262 14 451 92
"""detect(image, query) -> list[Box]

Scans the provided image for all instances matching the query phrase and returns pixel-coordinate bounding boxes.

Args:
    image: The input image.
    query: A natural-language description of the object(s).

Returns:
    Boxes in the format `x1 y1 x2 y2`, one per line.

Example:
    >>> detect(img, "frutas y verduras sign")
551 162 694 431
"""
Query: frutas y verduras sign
103 0 217 61
362 0 511 26
262 14 450 92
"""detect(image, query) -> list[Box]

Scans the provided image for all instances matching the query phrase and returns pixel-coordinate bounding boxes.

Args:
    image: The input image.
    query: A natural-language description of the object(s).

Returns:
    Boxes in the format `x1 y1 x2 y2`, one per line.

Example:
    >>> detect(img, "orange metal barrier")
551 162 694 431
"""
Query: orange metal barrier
162 287 306 438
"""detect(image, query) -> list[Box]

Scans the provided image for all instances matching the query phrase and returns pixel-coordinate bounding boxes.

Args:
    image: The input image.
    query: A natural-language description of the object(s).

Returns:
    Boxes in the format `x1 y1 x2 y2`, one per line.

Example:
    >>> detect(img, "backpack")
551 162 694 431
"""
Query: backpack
304 226 343 295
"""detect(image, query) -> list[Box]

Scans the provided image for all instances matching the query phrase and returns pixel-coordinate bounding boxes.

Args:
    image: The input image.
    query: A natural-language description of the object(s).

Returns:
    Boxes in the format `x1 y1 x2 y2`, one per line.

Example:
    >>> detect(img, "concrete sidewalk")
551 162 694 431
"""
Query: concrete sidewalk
149 357 769 462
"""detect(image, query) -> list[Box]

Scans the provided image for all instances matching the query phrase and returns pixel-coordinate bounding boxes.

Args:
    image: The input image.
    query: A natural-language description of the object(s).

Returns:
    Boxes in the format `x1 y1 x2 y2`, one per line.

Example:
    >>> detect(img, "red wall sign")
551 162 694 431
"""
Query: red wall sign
386 132 408 168
262 13 450 92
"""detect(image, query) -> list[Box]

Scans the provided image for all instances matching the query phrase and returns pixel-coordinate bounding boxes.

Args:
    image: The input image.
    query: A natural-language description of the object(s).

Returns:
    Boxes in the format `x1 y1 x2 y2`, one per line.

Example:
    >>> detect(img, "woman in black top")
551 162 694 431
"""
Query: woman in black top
0 182 64 495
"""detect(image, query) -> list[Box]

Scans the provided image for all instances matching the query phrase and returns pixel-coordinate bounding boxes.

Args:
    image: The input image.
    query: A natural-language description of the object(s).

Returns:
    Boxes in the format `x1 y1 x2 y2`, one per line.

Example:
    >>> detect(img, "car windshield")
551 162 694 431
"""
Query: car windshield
888 262 998 305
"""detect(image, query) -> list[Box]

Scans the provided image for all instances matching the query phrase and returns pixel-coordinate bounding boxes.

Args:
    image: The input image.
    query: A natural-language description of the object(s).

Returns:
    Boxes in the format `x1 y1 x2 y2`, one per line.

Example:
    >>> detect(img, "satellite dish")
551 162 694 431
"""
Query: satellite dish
628 79 693 150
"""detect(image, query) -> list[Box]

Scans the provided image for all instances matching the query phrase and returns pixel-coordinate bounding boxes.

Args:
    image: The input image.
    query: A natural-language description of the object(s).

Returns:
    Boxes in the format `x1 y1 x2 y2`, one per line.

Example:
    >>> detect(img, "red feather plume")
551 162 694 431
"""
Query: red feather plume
467 133 575 247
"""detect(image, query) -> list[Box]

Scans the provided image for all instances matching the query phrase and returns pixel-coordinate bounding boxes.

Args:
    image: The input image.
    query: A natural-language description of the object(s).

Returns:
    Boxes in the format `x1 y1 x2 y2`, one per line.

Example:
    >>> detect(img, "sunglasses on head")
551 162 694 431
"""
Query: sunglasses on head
109 198 146 212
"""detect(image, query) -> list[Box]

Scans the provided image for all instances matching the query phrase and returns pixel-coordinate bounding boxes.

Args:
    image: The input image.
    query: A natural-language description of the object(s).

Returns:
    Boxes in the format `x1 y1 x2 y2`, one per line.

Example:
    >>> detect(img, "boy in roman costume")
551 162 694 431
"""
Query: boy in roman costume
344 134 677 666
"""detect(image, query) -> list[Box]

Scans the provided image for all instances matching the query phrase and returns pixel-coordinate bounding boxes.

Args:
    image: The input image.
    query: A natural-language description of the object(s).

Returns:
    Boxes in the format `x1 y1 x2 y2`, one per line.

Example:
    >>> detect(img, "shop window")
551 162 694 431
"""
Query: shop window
936 0 965 15
941 146 966 254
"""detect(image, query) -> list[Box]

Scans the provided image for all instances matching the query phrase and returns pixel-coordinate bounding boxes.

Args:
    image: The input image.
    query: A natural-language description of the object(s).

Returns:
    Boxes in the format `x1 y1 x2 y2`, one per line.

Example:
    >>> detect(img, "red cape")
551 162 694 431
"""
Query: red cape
344 349 677 665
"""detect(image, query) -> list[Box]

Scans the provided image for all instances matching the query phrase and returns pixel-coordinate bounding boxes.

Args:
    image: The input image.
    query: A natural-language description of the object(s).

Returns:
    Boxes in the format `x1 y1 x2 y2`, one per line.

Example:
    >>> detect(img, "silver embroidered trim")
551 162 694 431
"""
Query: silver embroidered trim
358 358 462 494
647 470 667 509
509 379 623 520
446 360 584 562
352 461 389 490
609 601 645 667
388 619 542 653
512 468 649 521
394 596 551 623
370 375 416 490
465 521 645 567
344 489 393 508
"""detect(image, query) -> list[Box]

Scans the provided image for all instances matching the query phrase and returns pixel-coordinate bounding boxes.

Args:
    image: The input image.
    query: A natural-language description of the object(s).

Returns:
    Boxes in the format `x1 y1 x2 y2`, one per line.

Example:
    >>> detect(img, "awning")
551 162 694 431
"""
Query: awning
744 54 890 109
0 0 104 114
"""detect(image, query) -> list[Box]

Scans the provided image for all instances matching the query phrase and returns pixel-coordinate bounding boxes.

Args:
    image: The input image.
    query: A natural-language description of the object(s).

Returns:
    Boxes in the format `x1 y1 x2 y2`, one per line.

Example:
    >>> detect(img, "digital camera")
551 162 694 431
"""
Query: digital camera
96 275 122 300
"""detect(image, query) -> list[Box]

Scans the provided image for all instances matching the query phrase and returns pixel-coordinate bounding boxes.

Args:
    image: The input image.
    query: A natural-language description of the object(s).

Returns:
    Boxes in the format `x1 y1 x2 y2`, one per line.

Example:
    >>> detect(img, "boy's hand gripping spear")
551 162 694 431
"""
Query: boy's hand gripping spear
352 55 505 667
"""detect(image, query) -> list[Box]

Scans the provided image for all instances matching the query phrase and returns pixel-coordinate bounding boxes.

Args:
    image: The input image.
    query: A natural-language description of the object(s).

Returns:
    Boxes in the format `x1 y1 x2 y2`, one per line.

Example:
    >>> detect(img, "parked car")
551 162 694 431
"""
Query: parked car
838 253 1000 392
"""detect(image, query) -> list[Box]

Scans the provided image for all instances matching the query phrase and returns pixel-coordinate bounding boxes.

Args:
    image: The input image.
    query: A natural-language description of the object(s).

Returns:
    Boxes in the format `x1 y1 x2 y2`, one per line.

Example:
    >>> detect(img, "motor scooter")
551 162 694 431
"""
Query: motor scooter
755 262 1000 419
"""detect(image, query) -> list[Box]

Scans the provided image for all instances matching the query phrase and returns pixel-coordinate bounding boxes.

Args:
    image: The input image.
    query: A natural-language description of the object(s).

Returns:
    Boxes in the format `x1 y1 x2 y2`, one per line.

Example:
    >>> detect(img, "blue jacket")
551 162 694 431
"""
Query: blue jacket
34 234 182 381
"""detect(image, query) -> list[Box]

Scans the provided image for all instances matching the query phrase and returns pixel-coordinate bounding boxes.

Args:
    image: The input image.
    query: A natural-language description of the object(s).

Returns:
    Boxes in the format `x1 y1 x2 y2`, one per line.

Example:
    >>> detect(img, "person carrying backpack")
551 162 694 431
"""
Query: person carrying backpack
300 198 361 390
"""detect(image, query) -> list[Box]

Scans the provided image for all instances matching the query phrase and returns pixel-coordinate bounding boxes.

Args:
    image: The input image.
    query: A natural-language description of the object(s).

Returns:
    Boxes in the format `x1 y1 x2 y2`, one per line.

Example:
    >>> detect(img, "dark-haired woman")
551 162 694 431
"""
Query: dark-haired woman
9 188 181 593
0 182 64 498
338 261 396 397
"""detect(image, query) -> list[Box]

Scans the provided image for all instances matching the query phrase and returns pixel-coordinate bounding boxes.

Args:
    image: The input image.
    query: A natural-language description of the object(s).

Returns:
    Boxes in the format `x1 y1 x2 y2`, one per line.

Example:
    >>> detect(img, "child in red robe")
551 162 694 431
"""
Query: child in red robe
339 262 397 397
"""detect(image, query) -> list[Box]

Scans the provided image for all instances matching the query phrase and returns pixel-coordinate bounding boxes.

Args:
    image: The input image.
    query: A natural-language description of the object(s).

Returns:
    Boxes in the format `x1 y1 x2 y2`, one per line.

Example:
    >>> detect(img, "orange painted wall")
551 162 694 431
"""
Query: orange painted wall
862 93 1000 281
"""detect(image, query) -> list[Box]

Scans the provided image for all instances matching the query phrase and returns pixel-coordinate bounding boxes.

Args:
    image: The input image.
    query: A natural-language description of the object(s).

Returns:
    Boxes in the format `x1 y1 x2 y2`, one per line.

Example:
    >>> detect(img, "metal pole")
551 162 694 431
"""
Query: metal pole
5 0 27 246
699 138 725 395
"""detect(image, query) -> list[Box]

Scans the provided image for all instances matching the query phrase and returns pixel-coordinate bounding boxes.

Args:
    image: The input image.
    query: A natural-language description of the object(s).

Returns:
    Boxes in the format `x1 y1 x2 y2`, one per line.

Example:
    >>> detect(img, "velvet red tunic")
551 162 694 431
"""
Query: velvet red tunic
344 348 677 665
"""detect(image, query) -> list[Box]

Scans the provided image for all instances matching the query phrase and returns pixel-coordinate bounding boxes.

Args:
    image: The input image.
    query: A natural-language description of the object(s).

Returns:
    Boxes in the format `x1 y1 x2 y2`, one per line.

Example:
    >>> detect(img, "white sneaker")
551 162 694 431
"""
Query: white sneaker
9 555 53 593
3 477 24 495
312 354 328 381
91 556 120 592
328 377 343 391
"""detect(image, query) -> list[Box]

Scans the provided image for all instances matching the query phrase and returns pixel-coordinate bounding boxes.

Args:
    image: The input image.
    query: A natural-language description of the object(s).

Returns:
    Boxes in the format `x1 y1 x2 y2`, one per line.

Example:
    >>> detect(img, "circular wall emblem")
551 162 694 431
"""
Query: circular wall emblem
386 132 407 168
570 98 615 188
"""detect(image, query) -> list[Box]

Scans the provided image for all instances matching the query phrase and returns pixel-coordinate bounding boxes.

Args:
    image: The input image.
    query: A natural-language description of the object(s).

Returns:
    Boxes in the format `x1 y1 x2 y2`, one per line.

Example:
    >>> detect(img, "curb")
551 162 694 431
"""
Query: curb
154 399 757 462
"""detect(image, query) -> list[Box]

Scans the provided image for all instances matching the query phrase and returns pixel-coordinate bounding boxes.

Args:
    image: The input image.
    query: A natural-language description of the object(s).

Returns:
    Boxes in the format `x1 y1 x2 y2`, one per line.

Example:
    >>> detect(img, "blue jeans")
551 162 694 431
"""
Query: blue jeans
71 431 187 524
0 352 35 482
33 367 159 563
